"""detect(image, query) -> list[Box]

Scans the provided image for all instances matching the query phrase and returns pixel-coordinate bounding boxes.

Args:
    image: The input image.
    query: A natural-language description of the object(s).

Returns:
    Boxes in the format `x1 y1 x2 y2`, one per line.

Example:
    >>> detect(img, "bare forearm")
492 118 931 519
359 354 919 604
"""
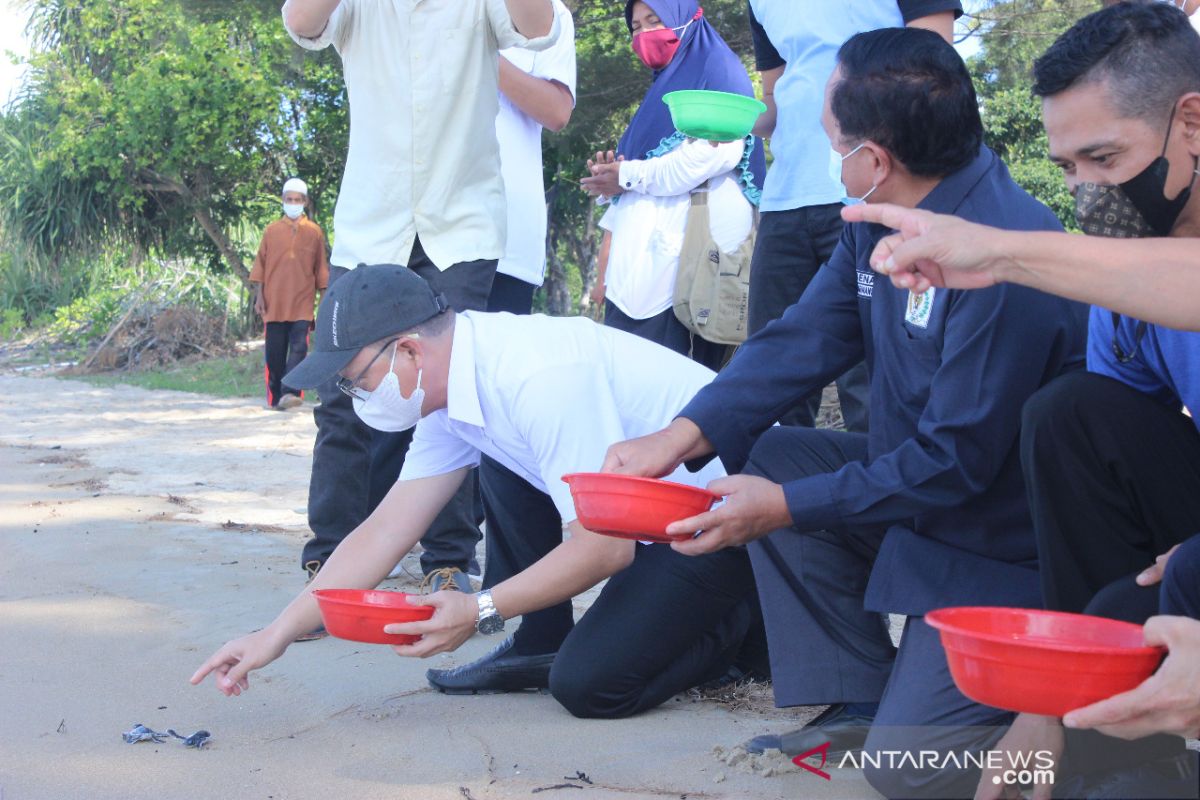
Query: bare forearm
283 0 342 38
499 57 572 132
668 417 716 462
490 524 633 620
995 231 1200 330
906 10 955 43
505 0 553 38
265 471 463 640
596 230 611 284
753 67 782 139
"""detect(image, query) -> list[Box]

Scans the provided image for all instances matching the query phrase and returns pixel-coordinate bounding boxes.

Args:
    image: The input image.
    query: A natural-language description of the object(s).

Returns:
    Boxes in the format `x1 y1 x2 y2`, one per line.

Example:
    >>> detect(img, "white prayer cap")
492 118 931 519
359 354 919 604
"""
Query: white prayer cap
282 177 308 196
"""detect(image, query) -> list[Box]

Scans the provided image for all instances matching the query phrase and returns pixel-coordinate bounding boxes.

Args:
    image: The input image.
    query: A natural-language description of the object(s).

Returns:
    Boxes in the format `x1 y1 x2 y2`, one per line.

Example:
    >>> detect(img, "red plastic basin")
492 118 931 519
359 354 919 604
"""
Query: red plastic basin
561 472 720 543
313 589 434 645
926 606 1165 717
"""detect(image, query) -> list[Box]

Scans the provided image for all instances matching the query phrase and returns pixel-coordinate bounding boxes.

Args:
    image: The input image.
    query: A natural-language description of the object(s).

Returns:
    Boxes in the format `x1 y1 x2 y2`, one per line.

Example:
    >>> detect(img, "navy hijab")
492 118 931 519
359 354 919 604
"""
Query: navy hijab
617 0 766 197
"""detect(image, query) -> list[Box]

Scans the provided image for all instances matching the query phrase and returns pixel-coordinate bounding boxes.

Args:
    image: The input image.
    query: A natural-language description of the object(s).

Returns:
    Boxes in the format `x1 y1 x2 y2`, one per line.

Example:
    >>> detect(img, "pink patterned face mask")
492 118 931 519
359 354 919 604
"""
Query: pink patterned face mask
630 8 701 70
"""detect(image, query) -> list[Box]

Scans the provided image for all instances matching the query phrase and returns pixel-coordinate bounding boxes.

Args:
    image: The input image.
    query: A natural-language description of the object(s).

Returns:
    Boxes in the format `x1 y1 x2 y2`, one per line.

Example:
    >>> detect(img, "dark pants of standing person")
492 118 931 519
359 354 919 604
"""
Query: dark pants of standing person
486 272 537 315
743 425 1025 799
747 205 869 432
603 299 730 373
1021 371 1200 614
301 238 497 574
264 320 309 407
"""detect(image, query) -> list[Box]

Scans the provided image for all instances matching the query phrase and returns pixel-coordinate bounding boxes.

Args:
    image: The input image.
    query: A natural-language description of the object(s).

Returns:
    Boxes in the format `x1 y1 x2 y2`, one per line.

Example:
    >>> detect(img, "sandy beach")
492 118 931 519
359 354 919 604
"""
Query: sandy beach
0 373 874 799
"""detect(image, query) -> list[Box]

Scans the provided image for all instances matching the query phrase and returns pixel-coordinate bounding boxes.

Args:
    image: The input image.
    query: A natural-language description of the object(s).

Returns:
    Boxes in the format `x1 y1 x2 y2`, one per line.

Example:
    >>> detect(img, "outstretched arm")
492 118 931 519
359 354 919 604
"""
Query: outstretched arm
190 468 467 695
843 203 1200 331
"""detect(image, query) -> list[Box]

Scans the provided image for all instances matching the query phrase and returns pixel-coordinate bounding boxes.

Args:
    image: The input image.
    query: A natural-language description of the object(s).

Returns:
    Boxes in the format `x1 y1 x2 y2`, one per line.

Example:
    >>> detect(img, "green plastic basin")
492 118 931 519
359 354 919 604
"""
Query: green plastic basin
662 89 766 142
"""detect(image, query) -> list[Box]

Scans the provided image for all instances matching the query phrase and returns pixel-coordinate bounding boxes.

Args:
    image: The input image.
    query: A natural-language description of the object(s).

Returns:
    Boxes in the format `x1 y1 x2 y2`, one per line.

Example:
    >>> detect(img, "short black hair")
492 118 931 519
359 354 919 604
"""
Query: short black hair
407 308 454 339
832 28 982 179
1033 2 1200 124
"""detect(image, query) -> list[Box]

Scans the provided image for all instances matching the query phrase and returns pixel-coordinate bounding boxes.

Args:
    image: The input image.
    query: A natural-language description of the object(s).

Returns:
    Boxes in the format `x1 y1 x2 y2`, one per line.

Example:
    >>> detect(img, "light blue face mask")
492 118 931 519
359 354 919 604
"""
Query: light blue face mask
828 142 878 206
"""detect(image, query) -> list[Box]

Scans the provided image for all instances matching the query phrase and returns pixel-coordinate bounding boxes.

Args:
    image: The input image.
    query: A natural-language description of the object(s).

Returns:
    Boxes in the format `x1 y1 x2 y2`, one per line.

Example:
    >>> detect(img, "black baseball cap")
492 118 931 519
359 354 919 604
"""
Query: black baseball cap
282 264 448 390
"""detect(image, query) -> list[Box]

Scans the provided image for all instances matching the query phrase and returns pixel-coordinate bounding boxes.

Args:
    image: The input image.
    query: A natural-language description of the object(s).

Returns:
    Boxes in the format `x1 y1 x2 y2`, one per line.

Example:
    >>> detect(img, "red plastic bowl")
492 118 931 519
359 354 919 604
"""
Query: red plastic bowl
561 472 720 543
312 589 434 645
926 606 1165 717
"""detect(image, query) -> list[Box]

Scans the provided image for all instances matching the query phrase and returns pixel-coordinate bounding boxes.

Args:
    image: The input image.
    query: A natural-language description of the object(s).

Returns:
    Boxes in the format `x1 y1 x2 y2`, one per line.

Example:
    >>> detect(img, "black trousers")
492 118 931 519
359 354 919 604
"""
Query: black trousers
477 271 574 652
603 299 730 373
747 205 869 432
745 426 1018 799
1051 548 1197 797
1021 371 1200 614
486 272 537 315
264 320 309 406
1019 372 1200 798
479 459 762 718
301 238 496 572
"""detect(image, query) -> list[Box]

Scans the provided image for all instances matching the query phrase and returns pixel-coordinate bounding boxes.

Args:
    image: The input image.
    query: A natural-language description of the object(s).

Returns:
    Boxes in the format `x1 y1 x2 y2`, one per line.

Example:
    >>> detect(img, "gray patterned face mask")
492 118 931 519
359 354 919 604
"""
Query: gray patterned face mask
1074 106 1198 238
1073 182 1157 238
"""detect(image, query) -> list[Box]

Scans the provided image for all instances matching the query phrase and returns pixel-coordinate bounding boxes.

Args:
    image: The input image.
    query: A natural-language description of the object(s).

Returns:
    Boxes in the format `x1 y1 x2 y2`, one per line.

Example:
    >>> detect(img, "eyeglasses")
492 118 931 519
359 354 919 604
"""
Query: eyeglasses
336 337 402 401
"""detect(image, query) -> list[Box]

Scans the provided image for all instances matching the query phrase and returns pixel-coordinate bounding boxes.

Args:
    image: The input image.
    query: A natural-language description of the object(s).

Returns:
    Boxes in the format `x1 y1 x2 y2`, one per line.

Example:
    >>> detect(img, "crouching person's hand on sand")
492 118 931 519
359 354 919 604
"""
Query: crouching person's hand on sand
190 627 292 697
188 469 471 696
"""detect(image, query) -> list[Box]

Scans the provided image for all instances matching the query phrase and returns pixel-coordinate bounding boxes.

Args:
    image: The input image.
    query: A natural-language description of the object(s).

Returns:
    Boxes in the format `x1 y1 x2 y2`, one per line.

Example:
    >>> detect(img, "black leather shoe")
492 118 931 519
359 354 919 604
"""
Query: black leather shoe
426 637 555 694
744 703 874 758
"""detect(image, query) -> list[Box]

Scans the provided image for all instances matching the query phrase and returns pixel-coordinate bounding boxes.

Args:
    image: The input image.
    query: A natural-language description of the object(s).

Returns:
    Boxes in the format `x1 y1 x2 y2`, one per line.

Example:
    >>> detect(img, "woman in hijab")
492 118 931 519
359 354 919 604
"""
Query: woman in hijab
582 0 765 371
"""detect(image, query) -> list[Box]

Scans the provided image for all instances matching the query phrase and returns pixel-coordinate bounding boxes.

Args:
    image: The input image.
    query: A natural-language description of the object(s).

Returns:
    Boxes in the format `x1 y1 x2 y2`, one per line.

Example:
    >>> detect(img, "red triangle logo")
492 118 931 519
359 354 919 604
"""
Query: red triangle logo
791 741 832 781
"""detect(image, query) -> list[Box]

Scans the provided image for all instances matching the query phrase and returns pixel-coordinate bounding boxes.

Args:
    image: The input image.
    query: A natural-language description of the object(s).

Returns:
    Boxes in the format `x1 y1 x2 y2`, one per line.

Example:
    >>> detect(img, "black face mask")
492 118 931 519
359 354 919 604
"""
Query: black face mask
1075 107 1199 238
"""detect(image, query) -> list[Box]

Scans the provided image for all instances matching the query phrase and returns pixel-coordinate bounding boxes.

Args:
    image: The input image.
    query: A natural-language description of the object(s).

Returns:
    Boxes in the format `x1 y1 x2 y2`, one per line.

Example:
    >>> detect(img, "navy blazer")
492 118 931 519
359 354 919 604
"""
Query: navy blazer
681 147 1088 616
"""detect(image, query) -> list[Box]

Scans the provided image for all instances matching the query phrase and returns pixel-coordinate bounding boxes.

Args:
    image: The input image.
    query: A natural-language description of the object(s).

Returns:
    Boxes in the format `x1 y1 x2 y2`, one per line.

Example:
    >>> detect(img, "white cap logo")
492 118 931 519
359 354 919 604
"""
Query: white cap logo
331 300 340 347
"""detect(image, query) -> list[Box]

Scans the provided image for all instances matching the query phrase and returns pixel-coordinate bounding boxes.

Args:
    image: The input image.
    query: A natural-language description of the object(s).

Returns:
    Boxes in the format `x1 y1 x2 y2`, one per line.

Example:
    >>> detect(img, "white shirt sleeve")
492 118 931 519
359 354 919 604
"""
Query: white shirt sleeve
399 412 482 481
617 138 746 198
281 0 350 51
487 0 562 52
597 203 617 234
529 0 577 104
510 365 628 523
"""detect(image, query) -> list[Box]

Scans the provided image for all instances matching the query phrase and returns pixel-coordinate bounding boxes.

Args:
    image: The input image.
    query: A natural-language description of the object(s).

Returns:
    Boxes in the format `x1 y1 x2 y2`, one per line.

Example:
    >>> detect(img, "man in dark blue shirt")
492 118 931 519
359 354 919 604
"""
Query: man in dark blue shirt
602 29 1087 798
744 0 961 432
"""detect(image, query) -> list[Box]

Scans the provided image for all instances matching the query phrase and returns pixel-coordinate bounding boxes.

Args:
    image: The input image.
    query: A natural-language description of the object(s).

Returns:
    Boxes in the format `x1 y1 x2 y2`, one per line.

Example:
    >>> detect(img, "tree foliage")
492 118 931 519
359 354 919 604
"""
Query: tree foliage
1 0 1100 327
966 0 1099 228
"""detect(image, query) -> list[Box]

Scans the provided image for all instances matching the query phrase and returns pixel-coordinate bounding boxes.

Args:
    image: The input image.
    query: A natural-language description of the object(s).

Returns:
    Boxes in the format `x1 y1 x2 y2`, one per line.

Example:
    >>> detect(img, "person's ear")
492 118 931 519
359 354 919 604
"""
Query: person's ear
1179 92 1200 158
396 336 422 364
864 142 893 187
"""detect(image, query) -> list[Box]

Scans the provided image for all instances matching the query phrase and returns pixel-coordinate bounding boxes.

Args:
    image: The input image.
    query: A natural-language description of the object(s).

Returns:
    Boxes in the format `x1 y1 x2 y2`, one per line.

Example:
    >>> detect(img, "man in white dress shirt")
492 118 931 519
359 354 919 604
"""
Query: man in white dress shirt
193 265 766 718
283 0 560 602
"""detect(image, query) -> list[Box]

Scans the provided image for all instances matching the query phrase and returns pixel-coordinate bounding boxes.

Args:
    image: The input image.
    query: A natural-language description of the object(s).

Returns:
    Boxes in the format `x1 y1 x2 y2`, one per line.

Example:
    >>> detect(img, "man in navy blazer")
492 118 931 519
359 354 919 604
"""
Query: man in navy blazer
602 28 1087 798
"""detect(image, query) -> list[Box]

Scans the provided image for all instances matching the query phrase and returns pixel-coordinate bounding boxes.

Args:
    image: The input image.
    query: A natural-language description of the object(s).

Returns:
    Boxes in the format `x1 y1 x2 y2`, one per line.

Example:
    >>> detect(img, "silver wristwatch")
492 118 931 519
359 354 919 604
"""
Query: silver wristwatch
475 590 505 635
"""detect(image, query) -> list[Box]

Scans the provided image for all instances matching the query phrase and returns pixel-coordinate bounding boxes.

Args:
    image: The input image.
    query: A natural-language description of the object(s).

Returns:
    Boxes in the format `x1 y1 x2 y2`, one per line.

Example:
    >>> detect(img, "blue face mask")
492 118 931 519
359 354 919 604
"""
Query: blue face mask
828 142 878 206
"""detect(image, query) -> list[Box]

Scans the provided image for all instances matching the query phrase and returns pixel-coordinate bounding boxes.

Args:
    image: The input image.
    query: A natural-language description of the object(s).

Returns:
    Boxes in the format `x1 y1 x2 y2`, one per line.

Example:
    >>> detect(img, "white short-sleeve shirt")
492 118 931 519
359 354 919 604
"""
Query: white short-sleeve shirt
400 311 726 522
495 0 577 286
283 0 560 271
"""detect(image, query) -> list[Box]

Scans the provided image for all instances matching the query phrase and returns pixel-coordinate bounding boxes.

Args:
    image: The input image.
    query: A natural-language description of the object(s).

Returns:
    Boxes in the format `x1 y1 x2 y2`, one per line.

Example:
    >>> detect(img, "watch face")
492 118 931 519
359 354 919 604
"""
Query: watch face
477 614 505 635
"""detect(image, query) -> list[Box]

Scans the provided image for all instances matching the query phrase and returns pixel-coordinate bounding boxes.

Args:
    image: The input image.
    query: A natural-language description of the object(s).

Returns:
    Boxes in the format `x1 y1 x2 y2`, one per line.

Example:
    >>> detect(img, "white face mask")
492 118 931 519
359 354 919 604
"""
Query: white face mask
352 344 425 432
283 202 305 220
828 143 878 206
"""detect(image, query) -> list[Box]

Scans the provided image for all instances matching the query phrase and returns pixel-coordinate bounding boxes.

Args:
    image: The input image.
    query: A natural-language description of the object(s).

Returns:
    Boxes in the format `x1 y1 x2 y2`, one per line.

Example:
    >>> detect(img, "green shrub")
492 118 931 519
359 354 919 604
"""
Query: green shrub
0 307 24 339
